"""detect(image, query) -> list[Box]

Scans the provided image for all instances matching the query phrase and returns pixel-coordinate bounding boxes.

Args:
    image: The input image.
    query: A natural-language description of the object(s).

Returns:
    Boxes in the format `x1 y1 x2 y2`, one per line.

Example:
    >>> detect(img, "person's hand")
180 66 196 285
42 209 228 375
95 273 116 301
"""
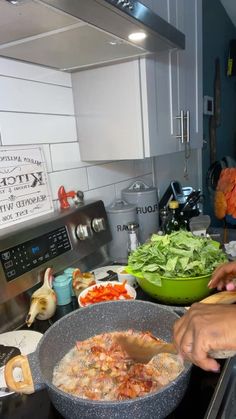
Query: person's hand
173 303 236 371
208 261 236 290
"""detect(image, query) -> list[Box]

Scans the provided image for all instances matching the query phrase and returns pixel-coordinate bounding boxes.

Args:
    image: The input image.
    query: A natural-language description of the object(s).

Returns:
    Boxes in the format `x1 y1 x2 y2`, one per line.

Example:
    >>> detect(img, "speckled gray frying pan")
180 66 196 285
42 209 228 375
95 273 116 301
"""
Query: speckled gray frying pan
5 300 191 419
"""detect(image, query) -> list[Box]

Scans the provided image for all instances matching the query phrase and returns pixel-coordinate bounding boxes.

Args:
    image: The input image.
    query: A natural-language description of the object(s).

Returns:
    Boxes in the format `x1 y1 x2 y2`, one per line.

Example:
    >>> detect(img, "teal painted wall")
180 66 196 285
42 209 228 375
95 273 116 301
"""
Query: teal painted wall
203 0 236 225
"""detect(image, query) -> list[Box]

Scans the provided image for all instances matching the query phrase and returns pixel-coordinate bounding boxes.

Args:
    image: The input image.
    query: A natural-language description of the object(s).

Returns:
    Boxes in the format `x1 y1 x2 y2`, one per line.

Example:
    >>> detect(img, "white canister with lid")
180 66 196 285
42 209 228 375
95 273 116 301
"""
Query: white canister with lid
122 180 159 243
106 199 137 262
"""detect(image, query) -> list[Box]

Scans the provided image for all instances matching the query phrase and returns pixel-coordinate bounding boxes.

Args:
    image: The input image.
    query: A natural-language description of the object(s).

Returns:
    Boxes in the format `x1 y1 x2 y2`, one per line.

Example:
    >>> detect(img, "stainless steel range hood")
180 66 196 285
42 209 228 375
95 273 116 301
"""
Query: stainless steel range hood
0 0 185 72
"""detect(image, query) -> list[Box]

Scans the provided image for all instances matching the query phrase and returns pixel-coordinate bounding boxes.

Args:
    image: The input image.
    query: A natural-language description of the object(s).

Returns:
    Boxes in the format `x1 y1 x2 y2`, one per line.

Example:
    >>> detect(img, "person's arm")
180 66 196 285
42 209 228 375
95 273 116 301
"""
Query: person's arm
208 261 236 290
173 303 236 371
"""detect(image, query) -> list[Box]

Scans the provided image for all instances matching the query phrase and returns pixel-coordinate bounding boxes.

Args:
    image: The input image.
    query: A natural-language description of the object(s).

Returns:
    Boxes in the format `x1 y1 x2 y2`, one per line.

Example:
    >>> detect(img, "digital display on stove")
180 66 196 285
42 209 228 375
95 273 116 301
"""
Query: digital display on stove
0 226 71 282
31 246 40 255
26 241 47 258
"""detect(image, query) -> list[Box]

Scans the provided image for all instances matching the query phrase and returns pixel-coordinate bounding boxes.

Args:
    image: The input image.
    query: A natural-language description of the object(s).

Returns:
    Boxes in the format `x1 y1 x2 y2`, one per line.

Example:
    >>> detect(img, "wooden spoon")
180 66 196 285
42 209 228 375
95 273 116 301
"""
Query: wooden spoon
116 291 236 364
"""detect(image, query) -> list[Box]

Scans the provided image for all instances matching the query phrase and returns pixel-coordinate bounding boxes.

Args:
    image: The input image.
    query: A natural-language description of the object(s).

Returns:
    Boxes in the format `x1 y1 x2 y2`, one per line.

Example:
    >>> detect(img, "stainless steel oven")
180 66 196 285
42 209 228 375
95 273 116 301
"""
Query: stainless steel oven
0 200 112 333
0 199 232 418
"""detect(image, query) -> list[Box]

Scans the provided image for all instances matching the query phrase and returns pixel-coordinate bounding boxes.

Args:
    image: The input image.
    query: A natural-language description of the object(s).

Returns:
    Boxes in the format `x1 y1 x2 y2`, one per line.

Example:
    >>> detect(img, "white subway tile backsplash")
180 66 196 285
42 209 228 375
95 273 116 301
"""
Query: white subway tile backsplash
0 57 71 86
155 152 200 198
134 158 152 176
51 142 95 171
51 142 80 171
115 179 135 199
87 161 136 189
0 77 74 114
0 58 155 214
0 113 77 145
84 185 116 207
140 174 154 186
48 167 88 200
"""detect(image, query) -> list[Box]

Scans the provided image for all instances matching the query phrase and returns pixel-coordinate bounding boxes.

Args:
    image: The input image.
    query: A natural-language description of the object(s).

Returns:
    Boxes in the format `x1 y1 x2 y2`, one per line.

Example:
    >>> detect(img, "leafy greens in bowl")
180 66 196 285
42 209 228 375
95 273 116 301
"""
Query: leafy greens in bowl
126 231 228 304
127 231 227 279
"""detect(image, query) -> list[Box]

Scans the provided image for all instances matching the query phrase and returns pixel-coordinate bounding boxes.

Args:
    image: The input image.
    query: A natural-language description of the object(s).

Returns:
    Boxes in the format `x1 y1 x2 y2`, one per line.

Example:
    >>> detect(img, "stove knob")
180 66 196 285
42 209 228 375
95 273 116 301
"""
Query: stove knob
92 217 106 233
75 224 92 240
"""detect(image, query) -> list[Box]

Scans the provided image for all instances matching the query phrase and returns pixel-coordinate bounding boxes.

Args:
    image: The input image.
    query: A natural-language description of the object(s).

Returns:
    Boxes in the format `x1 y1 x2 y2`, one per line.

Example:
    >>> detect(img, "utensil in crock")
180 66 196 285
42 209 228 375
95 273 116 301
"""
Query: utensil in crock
189 214 211 236
4 300 191 419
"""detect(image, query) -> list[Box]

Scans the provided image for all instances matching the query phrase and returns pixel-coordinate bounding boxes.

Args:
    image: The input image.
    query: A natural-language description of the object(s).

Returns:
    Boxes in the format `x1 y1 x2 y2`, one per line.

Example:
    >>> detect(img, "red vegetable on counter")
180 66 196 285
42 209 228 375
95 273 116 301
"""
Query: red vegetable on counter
79 282 133 306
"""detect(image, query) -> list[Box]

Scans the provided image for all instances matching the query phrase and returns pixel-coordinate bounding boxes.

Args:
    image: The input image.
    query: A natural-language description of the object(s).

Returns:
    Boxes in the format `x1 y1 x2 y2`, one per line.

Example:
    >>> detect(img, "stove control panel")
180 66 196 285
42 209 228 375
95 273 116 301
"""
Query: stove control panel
0 200 112 308
0 226 71 282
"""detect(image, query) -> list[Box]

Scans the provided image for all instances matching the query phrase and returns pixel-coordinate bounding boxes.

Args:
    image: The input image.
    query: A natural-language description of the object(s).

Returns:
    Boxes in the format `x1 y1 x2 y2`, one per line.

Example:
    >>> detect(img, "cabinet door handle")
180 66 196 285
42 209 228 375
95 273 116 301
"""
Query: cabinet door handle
186 110 190 143
176 110 184 143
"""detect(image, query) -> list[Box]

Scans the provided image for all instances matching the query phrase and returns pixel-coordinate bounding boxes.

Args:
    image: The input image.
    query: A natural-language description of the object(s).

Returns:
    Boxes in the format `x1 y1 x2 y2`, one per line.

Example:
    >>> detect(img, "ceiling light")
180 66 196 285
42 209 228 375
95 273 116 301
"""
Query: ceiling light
128 32 147 42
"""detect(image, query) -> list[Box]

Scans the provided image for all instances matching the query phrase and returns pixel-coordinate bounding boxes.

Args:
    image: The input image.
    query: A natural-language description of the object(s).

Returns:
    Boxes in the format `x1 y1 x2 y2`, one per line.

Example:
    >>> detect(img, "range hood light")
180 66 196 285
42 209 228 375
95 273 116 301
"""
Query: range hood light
108 39 124 46
5 0 20 4
0 0 185 71
128 32 147 42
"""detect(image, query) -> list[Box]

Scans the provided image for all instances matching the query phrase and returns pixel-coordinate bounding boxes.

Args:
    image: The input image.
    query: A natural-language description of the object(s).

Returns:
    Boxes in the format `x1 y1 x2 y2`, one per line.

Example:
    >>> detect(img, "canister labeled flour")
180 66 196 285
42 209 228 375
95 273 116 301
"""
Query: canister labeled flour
106 199 137 262
122 181 159 243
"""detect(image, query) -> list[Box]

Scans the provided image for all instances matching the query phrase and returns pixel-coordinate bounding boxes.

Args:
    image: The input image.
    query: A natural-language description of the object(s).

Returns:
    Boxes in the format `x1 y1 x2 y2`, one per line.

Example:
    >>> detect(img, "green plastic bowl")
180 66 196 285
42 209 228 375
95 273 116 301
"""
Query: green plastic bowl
126 268 213 305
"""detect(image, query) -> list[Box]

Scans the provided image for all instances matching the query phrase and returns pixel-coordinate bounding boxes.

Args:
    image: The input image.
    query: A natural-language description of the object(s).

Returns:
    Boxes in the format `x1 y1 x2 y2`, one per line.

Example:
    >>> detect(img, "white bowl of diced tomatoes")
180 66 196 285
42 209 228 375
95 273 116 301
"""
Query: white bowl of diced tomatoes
78 281 137 308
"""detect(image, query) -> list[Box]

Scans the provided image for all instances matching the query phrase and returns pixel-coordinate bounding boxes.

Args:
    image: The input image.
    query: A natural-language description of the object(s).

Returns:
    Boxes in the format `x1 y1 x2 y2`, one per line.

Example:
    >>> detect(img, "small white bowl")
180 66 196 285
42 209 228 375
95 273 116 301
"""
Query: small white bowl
78 281 136 308
117 266 138 288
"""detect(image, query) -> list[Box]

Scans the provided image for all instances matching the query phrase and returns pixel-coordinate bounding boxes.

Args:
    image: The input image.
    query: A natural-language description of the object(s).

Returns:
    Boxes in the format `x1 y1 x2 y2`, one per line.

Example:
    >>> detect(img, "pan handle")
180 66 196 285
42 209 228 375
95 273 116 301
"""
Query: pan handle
4 355 35 394
4 351 45 395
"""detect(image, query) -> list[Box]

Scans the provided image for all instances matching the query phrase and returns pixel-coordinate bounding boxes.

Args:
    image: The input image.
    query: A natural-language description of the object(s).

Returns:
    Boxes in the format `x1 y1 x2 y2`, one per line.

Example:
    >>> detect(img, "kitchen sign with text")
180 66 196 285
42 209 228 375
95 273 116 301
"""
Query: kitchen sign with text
0 147 54 229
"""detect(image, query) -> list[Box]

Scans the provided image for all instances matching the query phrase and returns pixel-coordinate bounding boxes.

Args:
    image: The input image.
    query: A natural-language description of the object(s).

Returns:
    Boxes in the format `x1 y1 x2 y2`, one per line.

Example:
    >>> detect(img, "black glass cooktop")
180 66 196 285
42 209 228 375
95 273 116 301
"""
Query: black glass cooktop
1 288 223 419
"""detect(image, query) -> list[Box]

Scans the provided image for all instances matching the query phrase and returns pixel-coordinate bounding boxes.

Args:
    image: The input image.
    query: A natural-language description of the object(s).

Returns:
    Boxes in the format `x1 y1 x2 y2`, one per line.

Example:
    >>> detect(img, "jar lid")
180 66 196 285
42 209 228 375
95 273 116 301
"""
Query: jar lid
106 199 135 214
122 181 156 195
169 200 179 209
64 268 75 276
127 222 139 231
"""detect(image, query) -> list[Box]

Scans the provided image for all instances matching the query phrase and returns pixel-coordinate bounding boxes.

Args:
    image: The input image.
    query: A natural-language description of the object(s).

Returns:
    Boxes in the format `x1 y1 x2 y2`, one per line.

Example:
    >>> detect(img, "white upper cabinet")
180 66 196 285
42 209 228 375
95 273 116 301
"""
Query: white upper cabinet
72 0 202 160
72 59 158 160
178 0 203 150
154 0 203 154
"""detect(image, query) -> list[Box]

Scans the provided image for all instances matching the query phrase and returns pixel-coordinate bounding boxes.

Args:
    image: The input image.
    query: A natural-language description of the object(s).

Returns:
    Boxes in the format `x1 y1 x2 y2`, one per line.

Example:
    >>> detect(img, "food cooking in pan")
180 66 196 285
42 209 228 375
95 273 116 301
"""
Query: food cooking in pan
52 330 183 401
